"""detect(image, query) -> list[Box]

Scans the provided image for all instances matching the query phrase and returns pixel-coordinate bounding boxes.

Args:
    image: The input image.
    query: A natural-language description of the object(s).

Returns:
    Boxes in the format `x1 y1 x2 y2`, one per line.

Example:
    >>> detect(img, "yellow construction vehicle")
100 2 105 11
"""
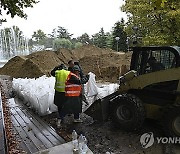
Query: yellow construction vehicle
85 46 180 137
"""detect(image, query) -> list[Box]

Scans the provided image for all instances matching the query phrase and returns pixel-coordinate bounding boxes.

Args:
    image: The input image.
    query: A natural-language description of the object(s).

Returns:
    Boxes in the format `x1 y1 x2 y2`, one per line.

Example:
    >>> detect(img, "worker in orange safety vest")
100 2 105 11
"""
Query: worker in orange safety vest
60 65 83 123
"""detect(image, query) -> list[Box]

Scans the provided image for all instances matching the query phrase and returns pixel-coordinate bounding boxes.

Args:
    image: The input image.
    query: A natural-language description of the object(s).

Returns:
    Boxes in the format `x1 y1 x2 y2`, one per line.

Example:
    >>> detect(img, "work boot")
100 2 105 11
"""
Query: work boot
74 118 83 123
56 119 62 128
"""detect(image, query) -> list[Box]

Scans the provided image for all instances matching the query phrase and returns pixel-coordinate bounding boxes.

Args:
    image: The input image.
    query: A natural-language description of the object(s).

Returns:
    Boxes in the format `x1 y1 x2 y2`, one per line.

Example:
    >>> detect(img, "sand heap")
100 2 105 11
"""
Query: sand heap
72 45 115 59
0 51 62 78
0 56 27 78
55 48 77 64
79 52 130 82
0 45 131 82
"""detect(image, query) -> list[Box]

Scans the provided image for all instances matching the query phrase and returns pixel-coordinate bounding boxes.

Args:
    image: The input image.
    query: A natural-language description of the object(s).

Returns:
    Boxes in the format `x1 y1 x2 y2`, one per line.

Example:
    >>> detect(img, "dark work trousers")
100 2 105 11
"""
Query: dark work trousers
60 96 81 120
54 91 66 119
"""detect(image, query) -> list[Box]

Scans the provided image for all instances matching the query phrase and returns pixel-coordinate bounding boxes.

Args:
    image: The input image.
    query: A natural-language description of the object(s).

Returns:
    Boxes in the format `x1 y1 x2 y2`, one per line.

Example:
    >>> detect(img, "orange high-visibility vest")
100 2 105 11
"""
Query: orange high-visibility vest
65 72 82 97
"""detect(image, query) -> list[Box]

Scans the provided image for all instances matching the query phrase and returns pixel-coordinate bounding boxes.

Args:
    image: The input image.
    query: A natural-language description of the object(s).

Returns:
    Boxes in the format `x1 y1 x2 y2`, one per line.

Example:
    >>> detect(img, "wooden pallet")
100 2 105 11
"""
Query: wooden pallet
9 98 65 153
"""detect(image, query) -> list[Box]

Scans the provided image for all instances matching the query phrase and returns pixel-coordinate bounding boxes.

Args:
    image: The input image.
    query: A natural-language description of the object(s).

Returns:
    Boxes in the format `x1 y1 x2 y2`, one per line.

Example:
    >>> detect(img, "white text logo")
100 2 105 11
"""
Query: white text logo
140 132 154 149
140 132 180 148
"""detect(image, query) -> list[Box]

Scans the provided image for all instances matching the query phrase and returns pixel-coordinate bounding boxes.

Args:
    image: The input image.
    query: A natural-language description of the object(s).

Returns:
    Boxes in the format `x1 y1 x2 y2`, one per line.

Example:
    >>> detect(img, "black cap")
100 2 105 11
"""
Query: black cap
59 64 67 70
72 65 80 72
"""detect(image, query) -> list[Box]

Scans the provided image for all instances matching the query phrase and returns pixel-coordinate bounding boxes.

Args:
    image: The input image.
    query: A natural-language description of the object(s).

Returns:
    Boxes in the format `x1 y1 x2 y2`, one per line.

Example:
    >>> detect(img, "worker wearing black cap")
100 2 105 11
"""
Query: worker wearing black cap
51 63 70 127
61 65 83 122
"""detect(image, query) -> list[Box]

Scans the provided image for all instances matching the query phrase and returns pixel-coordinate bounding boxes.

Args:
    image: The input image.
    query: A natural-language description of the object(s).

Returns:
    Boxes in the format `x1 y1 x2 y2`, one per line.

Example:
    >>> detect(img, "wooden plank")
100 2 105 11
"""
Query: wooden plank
10 107 46 152
14 106 56 148
12 124 31 154
23 107 65 145
20 108 64 146
10 112 38 153
14 98 65 144
9 97 65 153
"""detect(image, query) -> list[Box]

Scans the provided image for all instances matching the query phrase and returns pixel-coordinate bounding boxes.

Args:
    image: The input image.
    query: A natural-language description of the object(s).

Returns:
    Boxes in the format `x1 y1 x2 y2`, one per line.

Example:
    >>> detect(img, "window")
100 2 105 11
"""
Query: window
134 49 176 75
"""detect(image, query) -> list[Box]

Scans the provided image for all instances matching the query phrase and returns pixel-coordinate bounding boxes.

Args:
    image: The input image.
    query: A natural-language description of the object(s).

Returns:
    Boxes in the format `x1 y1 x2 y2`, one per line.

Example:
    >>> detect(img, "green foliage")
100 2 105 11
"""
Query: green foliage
53 38 72 50
121 0 180 46
74 42 83 49
56 26 73 39
0 0 38 21
151 0 168 8
77 33 91 44
92 28 107 48
32 29 47 44
111 20 128 52
49 26 73 40
43 37 54 48
49 28 57 38
106 32 113 48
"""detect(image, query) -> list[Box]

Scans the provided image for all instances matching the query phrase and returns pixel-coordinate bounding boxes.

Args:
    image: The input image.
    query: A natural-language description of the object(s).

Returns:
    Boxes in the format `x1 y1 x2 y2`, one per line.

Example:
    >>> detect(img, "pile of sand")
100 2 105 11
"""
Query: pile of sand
79 52 130 82
55 48 77 64
0 45 131 82
0 51 62 78
72 45 116 59
26 51 62 75
0 56 27 78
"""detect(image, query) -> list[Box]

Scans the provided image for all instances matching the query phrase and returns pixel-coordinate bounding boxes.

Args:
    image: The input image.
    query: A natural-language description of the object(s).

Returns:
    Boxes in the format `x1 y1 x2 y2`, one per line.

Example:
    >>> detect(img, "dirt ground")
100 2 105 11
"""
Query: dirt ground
42 112 180 154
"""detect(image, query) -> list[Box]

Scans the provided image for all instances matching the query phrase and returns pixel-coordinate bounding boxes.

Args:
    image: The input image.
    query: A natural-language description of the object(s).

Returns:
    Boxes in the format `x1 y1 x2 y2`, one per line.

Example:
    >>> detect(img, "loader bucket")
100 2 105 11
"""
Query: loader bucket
84 91 118 122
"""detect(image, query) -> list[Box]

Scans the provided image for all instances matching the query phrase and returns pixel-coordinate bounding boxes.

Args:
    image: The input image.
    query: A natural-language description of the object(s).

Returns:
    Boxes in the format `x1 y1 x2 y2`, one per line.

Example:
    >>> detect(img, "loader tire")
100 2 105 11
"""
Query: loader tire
162 107 180 137
111 94 145 131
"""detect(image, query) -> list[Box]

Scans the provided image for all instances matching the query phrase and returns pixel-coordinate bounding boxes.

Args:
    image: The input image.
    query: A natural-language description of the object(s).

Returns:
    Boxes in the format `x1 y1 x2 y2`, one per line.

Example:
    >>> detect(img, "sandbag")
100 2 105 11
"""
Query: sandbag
86 72 98 97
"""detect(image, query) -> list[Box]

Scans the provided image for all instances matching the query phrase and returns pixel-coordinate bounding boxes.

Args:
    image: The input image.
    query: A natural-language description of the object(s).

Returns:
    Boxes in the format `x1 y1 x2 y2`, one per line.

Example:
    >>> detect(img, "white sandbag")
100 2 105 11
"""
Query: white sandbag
48 92 57 113
12 74 119 115
86 72 98 97
38 93 50 116
12 75 56 116
29 93 39 111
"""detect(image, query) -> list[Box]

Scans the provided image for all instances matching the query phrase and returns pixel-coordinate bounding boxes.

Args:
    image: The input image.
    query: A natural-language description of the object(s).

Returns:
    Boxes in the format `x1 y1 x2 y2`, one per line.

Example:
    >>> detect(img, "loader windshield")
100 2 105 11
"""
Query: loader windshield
132 48 177 75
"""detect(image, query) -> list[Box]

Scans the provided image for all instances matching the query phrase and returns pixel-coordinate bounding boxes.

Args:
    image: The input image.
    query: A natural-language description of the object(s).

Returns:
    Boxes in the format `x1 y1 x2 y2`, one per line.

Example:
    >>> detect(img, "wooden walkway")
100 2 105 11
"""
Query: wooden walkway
9 98 65 153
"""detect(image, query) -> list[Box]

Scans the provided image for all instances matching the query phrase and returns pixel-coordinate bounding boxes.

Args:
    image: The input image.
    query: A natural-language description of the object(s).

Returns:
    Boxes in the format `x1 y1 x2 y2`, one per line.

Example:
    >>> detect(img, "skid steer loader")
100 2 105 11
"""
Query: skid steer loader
85 46 180 137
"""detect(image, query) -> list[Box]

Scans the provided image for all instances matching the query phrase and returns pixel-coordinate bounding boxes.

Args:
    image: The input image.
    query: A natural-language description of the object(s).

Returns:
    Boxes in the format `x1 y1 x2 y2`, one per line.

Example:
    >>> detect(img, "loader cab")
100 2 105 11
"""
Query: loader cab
129 46 180 107
130 46 180 75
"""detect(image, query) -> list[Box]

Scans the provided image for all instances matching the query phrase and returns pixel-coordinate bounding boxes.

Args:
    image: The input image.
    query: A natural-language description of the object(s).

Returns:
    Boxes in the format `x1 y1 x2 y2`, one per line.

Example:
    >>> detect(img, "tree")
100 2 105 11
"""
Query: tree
32 29 47 44
151 0 169 8
53 38 72 50
106 32 113 48
74 42 83 49
121 0 180 46
92 28 107 48
77 33 91 44
111 20 128 52
0 0 38 22
56 26 73 39
49 28 57 39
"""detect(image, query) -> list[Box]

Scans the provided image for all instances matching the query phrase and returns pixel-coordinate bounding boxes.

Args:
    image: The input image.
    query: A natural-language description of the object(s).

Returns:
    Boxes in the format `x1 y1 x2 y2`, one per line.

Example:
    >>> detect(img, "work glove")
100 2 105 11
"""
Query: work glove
86 74 90 80
81 75 89 84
